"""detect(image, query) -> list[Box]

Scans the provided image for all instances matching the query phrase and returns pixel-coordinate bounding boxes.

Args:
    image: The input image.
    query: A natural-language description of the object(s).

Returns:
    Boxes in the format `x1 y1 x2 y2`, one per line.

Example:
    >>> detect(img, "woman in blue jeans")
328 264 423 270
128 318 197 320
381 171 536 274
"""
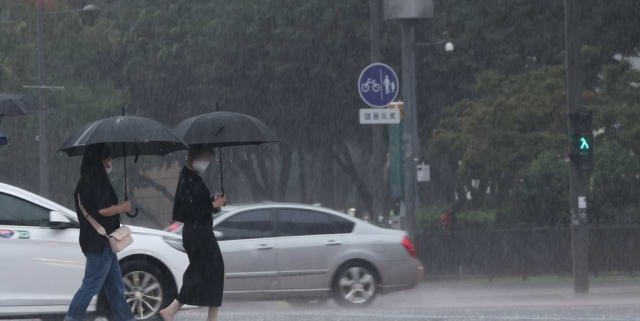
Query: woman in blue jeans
65 143 135 321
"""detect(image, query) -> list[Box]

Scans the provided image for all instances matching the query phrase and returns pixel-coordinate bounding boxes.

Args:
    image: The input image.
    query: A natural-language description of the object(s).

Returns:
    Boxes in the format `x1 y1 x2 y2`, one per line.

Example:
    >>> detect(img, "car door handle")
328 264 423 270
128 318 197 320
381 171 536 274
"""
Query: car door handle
257 244 273 250
325 240 343 246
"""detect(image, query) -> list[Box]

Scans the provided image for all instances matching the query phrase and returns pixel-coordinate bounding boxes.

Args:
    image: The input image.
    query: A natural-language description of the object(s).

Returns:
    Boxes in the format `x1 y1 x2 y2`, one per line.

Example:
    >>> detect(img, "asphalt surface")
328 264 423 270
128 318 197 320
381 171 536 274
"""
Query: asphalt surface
175 279 640 321
9 279 639 321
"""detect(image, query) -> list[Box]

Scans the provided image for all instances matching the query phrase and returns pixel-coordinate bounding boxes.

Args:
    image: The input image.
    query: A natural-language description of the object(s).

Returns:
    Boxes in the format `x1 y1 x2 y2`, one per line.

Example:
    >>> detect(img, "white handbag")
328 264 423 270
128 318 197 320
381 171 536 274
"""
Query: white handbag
77 195 133 253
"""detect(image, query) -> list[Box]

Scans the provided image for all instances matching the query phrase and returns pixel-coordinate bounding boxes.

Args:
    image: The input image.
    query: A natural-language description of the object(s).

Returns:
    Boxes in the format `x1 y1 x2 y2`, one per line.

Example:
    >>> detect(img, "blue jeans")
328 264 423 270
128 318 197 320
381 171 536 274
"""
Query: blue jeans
65 243 135 321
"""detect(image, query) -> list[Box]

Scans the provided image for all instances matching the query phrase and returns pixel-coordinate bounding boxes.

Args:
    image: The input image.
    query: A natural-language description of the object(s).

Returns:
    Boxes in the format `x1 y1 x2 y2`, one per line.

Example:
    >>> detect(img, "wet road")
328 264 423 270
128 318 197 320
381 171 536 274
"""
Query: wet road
181 304 640 321
178 306 640 321
177 280 640 321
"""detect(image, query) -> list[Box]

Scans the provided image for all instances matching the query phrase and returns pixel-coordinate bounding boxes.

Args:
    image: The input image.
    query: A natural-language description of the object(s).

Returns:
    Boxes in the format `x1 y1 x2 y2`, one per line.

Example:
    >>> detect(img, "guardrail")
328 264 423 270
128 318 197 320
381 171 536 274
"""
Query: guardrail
412 227 640 279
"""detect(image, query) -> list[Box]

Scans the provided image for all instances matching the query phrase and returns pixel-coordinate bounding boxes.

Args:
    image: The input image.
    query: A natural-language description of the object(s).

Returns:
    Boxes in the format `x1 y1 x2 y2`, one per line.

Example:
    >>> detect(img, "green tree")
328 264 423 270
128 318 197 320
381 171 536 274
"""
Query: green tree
0 1 125 209
509 152 570 227
431 65 568 208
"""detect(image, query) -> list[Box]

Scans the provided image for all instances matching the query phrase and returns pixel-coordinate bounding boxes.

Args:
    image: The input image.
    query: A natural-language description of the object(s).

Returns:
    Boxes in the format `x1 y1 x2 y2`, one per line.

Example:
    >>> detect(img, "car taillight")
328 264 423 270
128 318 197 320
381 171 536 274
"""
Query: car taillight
402 236 417 258
168 223 180 231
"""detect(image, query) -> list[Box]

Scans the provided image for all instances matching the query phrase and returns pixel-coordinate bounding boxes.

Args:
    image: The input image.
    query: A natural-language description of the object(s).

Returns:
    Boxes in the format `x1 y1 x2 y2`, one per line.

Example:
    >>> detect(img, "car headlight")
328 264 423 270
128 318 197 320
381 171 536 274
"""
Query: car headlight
163 237 186 253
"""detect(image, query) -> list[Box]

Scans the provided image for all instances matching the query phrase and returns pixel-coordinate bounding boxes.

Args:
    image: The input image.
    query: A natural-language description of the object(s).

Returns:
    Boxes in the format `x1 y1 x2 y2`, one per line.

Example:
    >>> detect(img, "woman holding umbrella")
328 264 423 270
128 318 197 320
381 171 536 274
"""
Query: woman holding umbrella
160 146 227 321
65 143 135 321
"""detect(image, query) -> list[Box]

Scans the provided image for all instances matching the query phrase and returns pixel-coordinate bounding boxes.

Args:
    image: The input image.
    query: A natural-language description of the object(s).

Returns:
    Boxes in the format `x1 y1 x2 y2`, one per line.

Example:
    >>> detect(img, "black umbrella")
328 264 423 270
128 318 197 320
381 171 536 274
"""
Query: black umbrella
59 108 189 217
0 94 42 119
173 108 280 193
0 132 8 147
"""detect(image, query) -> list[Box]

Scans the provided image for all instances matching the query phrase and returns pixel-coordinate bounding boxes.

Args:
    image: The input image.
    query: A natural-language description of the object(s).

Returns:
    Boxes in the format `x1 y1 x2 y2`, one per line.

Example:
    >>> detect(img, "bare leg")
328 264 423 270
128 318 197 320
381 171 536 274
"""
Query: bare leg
159 300 184 321
207 307 220 321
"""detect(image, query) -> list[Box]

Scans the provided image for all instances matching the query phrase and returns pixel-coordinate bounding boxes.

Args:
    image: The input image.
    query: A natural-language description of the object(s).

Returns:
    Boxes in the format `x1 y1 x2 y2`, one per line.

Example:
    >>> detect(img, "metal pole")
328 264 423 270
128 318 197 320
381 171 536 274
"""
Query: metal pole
216 102 224 194
36 0 49 198
564 0 589 294
370 0 385 224
401 21 420 233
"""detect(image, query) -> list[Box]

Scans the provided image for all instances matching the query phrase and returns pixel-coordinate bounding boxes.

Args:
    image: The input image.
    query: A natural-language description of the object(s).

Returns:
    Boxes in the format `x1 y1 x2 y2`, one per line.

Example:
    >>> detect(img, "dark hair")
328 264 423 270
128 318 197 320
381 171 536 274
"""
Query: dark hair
75 143 112 196
188 144 214 161
80 143 112 176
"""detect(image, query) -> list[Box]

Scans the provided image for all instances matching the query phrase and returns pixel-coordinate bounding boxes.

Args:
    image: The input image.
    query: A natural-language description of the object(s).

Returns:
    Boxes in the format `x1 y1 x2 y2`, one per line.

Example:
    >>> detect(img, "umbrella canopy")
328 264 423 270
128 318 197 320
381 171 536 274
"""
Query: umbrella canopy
59 115 189 158
173 111 280 147
0 94 42 117
59 113 189 218
174 111 280 194
0 132 8 146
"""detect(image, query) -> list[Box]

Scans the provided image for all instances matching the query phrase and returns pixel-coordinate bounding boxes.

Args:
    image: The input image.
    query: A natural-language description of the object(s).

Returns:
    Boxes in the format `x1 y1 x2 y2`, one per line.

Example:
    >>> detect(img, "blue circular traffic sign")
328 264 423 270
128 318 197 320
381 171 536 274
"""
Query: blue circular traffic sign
358 63 399 108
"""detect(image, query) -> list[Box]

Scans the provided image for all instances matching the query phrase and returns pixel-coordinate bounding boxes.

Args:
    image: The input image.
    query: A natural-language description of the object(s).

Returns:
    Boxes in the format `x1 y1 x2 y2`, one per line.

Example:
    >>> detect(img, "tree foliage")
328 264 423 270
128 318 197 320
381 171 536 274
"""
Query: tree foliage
1 0 640 227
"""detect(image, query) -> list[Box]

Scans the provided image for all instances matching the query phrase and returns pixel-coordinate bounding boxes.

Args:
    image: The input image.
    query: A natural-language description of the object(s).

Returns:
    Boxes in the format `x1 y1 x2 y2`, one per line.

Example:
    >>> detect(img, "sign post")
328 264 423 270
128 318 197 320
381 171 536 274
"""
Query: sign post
358 63 400 227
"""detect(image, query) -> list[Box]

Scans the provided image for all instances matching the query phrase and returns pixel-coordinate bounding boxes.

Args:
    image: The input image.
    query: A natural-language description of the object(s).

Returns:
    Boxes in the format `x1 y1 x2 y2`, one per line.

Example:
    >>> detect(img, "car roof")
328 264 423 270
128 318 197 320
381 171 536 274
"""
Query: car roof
0 183 362 228
215 202 359 223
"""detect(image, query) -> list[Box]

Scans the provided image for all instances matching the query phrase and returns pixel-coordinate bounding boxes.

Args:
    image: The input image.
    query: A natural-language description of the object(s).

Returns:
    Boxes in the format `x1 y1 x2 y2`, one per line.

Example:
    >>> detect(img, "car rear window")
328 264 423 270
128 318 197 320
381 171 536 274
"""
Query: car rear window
331 214 355 234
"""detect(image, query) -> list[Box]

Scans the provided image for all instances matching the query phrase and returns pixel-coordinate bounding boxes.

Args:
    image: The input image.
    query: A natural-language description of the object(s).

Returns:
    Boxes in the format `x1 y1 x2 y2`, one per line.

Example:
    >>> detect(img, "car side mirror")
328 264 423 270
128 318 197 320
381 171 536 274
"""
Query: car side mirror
50 211 75 229
214 230 223 239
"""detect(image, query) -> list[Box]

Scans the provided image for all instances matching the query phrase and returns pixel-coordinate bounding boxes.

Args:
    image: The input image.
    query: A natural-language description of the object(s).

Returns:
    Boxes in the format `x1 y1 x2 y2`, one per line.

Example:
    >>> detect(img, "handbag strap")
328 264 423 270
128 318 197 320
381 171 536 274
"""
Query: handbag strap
77 194 109 238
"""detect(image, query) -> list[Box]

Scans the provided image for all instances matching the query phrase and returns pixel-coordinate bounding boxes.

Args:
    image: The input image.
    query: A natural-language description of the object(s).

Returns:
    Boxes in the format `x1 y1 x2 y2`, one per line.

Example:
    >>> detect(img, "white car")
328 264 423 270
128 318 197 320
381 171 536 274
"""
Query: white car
170 203 424 307
0 183 189 320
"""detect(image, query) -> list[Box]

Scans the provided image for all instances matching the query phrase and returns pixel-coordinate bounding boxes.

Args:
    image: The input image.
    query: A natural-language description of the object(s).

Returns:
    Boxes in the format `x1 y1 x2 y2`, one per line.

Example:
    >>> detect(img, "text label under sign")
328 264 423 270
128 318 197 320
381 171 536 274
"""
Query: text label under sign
359 108 401 125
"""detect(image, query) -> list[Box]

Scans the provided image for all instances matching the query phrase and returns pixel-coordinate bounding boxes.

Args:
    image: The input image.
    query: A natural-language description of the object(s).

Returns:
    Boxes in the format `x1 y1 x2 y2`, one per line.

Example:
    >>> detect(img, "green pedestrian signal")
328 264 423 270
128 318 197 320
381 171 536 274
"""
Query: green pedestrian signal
568 107 594 172
580 137 590 150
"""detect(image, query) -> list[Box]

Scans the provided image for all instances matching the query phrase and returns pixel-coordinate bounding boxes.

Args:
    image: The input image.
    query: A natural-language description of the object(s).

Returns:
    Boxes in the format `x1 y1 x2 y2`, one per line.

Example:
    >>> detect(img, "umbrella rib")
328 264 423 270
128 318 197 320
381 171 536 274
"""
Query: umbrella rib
120 116 140 149
72 121 102 146
249 117 279 142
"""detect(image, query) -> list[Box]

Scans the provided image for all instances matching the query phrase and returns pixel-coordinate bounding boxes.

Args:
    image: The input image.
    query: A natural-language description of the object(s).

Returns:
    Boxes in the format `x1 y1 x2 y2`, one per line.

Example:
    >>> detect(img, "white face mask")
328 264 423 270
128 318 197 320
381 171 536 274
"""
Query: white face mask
105 161 113 175
193 160 210 173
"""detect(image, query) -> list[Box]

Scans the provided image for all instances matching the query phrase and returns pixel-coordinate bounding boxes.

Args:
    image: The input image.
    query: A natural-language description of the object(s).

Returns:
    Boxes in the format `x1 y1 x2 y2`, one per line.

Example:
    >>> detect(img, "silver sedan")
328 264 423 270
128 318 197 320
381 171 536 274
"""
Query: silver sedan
169 203 424 307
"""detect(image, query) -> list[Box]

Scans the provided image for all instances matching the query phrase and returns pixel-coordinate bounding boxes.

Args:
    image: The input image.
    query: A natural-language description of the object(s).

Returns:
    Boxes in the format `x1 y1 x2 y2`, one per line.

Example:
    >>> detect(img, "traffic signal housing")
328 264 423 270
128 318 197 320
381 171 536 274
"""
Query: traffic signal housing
569 107 594 172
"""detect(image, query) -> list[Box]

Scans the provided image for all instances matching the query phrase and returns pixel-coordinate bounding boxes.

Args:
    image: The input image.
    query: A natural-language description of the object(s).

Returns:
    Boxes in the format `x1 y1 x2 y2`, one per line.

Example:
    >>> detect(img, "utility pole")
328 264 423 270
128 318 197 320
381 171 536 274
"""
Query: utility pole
36 0 50 198
383 0 433 233
370 0 385 225
564 0 589 294
400 21 420 233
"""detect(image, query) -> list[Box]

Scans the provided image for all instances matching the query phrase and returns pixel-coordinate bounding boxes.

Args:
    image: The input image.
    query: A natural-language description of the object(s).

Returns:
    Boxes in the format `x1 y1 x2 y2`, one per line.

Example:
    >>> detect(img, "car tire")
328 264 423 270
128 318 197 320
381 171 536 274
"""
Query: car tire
98 260 175 320
332 261 378 308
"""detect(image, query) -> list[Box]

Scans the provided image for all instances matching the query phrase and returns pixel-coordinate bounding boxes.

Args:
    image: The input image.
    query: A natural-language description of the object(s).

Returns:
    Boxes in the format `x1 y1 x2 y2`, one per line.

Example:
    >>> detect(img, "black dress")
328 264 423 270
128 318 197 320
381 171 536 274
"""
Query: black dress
172 166 225 307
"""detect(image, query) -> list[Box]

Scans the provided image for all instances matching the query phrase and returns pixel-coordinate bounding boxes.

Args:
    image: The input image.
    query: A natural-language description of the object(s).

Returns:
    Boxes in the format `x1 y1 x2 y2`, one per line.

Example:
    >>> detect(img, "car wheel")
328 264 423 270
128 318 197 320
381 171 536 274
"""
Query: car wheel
122 260 175 320
332 261 378 307
99 260 175 320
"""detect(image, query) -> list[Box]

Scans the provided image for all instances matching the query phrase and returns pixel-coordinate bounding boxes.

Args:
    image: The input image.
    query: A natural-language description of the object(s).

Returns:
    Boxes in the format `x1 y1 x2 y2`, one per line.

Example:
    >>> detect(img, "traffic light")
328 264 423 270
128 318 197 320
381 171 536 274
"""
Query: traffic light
569 107 594 172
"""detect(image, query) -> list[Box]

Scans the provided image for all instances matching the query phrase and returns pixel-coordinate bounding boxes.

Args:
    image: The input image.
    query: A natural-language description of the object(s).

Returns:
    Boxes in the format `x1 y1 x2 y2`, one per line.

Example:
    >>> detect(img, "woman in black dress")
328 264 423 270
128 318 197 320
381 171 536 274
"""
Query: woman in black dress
160 147 227 321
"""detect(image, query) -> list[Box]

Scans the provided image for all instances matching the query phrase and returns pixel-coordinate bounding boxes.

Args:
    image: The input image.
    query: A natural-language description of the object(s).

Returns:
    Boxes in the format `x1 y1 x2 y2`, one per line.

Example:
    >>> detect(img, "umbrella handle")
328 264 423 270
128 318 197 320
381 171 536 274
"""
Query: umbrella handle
126 208 139 218
124 194 139 218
